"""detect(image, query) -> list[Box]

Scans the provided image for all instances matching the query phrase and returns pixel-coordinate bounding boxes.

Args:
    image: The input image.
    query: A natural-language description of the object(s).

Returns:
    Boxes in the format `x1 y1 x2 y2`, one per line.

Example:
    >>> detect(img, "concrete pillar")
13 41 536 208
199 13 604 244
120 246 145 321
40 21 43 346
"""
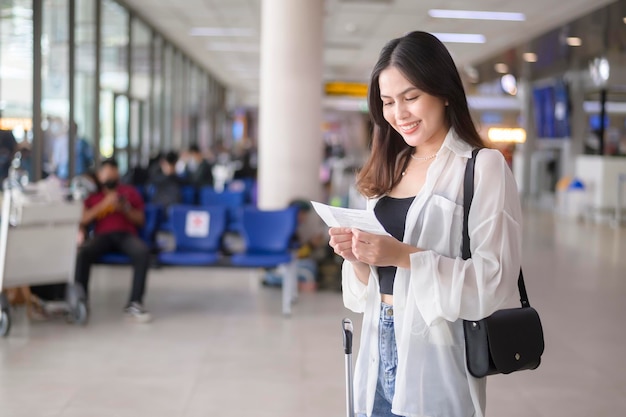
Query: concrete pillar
257 0 324 209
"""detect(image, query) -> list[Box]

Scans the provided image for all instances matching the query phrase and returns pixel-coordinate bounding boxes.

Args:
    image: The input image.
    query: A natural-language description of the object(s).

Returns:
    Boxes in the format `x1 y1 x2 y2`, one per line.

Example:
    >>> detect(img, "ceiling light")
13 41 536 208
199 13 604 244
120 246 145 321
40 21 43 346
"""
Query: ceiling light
523 52 538 62
428 9 525 21
566 37 582 46
494 63 508 73
501 74 517 95
431 33 486 44
189 27 254 37
623 17 626 24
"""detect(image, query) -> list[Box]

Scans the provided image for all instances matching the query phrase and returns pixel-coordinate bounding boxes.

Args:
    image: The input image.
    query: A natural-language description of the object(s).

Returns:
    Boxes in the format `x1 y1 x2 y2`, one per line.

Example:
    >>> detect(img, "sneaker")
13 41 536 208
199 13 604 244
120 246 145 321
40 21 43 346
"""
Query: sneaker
124 302 152 323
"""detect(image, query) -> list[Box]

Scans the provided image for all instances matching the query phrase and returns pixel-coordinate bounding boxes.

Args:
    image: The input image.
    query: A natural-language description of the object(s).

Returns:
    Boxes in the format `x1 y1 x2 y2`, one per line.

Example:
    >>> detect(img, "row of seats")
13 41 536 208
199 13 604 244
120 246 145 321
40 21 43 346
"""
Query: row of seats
96 203 301 315
137 178 257 207
99 204 298 270
137 181 257 233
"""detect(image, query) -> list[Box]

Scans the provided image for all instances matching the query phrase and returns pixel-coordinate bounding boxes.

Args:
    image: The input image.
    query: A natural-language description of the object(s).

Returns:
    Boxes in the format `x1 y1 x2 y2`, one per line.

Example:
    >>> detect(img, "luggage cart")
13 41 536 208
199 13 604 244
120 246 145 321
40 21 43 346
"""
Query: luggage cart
0 183 87 337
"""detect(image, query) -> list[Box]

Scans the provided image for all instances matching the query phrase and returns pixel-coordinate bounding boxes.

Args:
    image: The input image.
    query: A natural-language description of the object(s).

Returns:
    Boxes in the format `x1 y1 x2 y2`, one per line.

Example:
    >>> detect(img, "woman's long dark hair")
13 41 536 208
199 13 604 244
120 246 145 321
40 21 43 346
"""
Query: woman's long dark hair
357 31 484 197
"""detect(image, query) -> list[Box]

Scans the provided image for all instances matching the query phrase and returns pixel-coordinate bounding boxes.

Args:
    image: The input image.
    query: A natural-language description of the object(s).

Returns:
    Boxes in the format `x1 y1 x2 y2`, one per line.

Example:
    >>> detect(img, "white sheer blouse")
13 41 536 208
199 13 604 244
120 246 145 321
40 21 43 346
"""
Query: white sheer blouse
342 128 523 417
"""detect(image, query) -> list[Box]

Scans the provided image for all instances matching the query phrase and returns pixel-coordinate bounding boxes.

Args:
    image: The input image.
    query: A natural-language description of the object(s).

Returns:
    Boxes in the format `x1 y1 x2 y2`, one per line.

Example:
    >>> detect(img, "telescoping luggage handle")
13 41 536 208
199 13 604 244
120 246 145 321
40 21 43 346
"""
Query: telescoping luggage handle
342 318 355 417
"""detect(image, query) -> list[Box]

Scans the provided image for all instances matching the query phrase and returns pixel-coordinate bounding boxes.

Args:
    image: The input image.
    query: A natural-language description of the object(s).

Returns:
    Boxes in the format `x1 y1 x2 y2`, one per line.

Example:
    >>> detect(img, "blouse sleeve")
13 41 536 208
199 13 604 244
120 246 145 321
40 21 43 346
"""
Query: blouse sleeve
341 197 378 313
341 261 369 313
410 149 522 326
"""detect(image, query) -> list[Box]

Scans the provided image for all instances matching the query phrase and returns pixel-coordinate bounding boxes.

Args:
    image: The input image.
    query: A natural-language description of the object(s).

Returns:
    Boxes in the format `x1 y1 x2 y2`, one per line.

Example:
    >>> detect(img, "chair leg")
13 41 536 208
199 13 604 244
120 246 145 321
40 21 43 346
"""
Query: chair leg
289 260 298 302
281 263 293 316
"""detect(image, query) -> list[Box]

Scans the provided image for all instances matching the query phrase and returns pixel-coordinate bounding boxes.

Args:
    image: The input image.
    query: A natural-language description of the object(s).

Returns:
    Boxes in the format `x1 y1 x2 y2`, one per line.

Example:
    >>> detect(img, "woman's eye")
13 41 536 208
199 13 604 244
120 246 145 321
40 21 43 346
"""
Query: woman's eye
406 96 418 101
383 102 393 107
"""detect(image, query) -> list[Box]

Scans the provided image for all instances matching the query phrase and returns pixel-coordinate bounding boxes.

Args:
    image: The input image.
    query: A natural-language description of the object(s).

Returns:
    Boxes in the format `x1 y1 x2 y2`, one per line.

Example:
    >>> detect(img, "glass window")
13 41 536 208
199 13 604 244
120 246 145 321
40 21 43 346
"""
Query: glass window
197 71 210 150
162 43 172 150
151 35 162 152
171 50 183 150
100 0 128 170
114 92 128 171
130 18 149 101
0 0 33 181
100 0 128 93
130 17 150 167
74 0 96 176
41 0 70 180
207 76 217 146
190 63 199 147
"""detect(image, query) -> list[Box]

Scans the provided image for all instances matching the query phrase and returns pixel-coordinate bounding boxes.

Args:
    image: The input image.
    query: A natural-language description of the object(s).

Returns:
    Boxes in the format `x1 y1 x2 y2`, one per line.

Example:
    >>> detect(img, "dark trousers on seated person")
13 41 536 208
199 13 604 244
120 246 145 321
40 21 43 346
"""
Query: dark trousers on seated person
75 231 149 304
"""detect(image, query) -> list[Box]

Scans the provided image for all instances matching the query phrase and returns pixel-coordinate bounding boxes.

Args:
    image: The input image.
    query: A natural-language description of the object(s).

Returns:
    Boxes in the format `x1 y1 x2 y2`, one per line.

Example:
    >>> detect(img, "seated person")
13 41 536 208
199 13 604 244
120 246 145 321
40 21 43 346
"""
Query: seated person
185 144 214 188
77 158 151 322
150 150 184 208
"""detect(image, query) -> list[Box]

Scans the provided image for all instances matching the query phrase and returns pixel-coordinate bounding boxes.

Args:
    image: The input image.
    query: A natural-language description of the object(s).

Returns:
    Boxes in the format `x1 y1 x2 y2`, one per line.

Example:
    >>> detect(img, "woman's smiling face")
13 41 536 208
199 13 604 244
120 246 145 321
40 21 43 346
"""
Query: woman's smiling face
378 65 449 151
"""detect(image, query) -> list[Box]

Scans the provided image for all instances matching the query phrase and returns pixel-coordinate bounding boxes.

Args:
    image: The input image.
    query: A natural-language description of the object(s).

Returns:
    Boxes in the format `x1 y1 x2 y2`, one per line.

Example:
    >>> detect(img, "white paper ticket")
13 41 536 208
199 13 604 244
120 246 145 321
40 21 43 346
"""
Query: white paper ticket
311 201 389 235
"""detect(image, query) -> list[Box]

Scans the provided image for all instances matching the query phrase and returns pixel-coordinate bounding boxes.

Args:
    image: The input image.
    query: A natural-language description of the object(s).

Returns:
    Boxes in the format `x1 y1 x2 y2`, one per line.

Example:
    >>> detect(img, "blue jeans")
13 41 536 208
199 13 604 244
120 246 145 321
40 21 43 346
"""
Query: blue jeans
358 303 405 417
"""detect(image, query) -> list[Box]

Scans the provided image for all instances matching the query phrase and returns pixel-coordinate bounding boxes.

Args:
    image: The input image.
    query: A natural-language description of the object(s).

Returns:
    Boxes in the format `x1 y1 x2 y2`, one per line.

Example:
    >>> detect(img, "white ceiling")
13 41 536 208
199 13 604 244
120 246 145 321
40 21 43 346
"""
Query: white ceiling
121 0 615 102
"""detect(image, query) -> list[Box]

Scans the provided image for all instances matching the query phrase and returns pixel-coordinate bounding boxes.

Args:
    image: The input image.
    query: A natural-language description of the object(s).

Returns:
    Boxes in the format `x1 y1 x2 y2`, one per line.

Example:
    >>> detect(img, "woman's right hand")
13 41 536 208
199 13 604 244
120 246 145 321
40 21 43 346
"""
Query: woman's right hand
329 227 359 262
329 227 371 286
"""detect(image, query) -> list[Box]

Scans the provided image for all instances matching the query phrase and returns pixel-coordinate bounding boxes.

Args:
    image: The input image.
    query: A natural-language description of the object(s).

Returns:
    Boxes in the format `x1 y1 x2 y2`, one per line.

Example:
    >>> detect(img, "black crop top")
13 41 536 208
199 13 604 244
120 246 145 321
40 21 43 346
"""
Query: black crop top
374 195 415 295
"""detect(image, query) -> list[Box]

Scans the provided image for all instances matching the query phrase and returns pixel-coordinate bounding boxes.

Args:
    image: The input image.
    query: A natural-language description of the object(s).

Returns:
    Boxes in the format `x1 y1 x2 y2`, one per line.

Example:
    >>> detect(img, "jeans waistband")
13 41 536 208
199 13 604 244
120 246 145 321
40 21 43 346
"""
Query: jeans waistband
380 302 394 322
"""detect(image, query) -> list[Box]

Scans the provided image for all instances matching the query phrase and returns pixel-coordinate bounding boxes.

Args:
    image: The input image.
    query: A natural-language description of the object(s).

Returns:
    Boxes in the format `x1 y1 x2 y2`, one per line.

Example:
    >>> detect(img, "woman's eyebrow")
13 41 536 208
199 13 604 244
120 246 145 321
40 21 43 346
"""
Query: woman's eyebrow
380 87 419 99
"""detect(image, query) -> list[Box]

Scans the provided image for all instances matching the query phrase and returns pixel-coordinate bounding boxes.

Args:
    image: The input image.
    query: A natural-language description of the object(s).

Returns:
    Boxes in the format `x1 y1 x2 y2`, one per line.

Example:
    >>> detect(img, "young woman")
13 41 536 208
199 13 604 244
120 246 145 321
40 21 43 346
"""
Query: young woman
329 31 523 417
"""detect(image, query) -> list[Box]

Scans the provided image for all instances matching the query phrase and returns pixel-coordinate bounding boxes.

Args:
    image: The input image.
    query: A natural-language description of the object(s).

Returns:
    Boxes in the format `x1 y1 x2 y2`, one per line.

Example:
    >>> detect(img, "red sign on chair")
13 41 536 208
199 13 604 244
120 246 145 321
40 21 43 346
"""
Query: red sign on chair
185 211 210 237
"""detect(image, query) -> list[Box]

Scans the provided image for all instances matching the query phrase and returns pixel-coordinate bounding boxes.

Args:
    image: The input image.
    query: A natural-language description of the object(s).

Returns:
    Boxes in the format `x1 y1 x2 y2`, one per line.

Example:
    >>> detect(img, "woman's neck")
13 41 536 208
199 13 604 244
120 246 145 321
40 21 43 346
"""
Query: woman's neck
413 126 448 157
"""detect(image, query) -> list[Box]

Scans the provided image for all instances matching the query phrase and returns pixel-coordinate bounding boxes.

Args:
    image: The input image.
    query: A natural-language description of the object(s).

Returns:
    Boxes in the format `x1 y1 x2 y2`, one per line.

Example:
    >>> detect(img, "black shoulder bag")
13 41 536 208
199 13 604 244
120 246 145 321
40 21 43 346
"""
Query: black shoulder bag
462 148 545 378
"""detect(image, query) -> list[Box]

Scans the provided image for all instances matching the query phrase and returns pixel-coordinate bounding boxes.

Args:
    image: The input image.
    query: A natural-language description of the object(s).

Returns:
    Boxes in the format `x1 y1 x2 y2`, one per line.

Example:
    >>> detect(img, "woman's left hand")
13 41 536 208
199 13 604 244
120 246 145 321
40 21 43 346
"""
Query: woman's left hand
351 229 420 268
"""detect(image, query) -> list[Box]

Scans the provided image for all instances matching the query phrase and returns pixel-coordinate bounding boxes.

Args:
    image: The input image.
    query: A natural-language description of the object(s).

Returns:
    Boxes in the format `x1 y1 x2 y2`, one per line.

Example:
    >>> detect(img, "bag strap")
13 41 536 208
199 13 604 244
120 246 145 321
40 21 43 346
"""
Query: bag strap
462 148 530 308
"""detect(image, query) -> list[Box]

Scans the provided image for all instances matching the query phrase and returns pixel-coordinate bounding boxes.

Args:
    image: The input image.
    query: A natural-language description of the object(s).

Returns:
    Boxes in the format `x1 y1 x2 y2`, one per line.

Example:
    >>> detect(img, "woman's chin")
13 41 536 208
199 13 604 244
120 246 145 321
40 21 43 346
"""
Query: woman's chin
400 133 423 148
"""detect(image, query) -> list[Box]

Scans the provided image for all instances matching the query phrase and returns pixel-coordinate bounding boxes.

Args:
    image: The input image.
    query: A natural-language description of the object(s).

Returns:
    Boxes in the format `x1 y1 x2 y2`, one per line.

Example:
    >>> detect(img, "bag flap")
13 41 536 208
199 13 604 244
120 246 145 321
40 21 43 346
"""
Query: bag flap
485 307 545 374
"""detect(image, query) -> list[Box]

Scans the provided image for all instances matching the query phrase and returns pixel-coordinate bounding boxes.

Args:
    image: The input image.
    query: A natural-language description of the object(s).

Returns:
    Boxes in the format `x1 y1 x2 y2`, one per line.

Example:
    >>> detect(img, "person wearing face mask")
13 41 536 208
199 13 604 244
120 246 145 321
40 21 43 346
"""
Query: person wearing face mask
76 158 151 323
184 144 214 188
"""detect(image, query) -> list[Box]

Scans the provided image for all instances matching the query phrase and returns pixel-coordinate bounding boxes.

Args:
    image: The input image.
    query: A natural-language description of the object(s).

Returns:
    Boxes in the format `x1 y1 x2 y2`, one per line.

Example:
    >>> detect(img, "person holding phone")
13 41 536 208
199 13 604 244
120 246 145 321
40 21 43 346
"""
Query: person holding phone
76 158 152 323
328 32 522 417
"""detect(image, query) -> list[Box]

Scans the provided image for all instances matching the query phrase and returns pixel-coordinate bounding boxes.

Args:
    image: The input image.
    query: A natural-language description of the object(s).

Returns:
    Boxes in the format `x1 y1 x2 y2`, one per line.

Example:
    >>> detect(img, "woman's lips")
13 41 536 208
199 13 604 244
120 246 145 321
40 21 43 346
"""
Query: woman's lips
399 121 420 134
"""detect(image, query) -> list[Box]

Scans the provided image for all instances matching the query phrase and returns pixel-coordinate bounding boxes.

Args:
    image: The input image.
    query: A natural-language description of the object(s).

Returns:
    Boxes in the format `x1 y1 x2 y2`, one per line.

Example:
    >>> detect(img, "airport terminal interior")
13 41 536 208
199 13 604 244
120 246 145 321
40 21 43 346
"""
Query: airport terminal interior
1 0 626 416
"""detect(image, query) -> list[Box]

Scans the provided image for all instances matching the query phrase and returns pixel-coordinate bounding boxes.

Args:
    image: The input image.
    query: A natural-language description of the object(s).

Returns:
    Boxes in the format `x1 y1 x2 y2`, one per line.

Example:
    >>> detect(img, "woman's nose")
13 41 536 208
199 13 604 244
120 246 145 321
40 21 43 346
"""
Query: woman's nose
395 102 410 119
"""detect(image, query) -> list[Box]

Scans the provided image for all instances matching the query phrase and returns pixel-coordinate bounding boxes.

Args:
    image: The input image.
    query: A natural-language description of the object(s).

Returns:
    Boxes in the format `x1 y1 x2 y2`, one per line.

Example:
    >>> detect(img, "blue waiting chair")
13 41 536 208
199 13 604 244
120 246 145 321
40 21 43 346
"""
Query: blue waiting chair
227 178 257 205
198 187 246 233
157 205 227 266
181 185 197 205
97 204 162 264
230 207 299 315
157 186 196 233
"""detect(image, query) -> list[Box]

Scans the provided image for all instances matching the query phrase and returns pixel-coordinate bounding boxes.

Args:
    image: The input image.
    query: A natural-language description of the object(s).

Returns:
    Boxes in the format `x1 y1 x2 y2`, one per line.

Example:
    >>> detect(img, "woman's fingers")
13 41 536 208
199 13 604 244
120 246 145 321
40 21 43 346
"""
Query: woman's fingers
351 230 394 266
328 228 352 248
352 229 376 245
327 228 359 262
329 227 351 235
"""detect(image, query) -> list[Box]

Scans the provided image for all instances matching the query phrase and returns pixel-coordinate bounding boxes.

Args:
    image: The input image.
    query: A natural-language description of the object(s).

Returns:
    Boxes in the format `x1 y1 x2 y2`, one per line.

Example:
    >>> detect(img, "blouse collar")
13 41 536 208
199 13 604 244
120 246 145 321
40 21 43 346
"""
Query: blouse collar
440 127 474 159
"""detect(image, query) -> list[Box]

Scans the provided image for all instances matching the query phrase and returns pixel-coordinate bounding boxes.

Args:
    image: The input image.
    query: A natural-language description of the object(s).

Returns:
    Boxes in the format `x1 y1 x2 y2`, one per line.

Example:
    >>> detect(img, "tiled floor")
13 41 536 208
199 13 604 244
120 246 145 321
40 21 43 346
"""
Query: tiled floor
1 207 625 417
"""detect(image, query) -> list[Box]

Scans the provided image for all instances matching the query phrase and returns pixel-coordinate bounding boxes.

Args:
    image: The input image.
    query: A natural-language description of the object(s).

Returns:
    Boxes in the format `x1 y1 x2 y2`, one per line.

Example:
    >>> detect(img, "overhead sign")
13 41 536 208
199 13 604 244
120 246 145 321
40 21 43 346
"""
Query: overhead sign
325 82 368 98
487 128 526 144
